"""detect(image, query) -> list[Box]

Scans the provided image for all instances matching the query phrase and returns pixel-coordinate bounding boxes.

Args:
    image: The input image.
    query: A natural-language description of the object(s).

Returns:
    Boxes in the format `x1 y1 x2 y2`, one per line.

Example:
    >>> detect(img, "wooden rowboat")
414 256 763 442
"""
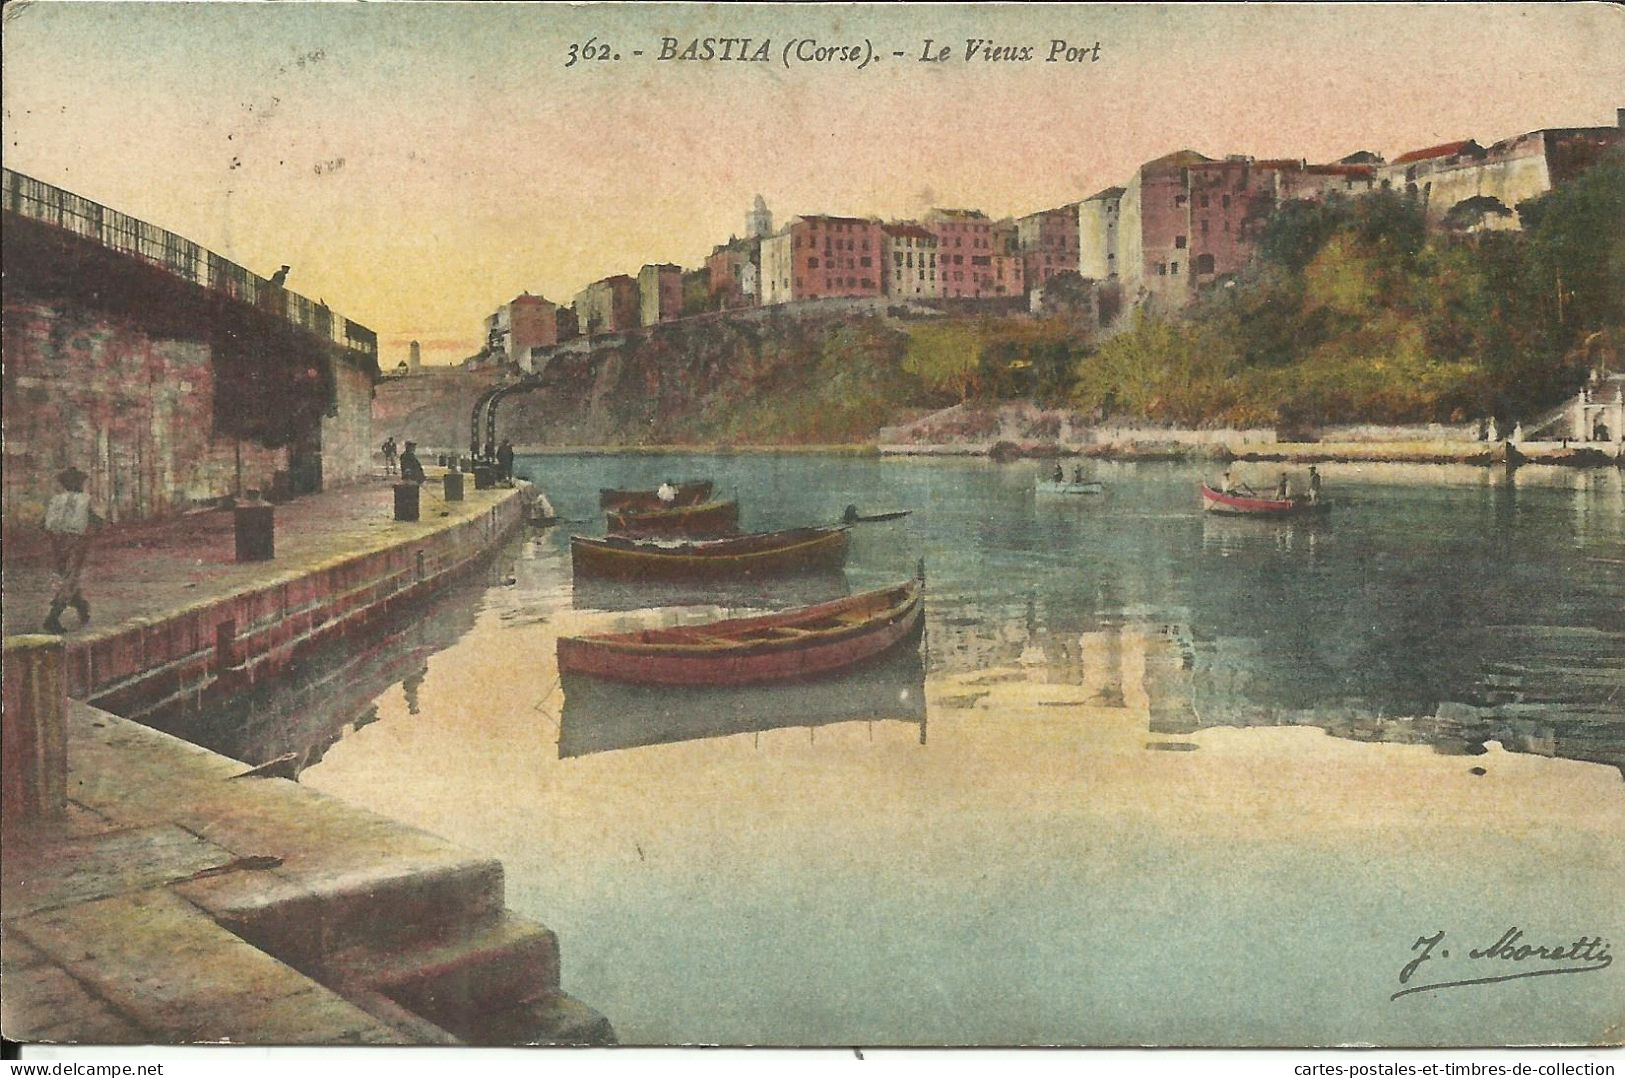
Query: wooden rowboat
1200 484 1330 516
572 525 849 580
606 498 740 538
1037 479 1106 497
556 577 925 686
572 568 850 613
558 635 926 757
598 479 713 511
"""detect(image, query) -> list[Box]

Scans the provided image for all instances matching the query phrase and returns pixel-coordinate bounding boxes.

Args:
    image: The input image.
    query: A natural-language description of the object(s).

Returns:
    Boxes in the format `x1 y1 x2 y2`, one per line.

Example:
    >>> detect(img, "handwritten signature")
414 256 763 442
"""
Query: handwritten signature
1393 928 1612 1001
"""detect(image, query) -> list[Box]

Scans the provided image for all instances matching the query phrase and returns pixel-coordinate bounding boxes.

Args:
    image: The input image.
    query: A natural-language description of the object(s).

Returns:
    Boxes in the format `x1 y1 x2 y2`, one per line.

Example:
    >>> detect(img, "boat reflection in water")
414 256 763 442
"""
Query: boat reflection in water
558 622 927 758
570 569 850 614
1200 510 1330 557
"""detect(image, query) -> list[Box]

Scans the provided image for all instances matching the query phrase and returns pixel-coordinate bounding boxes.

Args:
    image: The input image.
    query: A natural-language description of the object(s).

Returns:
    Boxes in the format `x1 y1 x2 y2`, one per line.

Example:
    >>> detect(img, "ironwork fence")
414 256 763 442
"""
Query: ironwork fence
3 167 378 362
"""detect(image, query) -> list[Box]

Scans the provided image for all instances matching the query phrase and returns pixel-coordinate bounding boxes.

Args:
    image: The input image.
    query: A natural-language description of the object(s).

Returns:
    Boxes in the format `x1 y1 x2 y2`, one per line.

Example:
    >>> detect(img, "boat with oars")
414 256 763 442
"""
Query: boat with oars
605 498 740 538
572 524 850 580
1199 483 1331 517
556 573 925 687
598 479 713 512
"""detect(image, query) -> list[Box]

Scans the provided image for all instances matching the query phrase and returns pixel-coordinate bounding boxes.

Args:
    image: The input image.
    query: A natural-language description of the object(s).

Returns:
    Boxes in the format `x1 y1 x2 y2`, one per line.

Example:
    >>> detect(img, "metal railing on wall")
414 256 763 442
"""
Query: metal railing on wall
3 167 378 363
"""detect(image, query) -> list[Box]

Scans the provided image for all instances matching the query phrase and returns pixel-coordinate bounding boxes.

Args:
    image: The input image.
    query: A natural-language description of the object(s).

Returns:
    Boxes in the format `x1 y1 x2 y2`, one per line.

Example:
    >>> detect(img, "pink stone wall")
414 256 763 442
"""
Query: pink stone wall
2 299 288 529
1188 161 1277 285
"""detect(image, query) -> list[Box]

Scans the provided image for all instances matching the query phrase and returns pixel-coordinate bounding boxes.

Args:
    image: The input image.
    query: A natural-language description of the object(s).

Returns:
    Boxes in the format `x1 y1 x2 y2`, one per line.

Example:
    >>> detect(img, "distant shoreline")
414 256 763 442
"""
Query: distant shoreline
461 440 1623 469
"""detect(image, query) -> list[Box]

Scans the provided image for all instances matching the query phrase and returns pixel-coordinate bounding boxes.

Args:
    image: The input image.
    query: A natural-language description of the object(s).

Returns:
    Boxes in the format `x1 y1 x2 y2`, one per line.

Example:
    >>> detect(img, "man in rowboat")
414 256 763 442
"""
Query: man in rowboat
1308 466 1322 504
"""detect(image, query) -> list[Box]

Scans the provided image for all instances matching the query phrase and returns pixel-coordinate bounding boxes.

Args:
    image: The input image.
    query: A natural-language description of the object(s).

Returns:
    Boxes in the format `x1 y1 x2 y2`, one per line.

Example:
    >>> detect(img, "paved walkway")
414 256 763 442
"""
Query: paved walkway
2 471 508 639
2 473 612 1046
3 703 492 1044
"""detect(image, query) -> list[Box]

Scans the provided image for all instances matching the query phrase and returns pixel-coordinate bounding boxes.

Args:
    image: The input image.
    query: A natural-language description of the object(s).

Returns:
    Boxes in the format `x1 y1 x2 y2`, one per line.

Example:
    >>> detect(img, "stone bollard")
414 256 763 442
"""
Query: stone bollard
234 494 276 562
443 471 465 502
394 482 421 522
1 636 68 824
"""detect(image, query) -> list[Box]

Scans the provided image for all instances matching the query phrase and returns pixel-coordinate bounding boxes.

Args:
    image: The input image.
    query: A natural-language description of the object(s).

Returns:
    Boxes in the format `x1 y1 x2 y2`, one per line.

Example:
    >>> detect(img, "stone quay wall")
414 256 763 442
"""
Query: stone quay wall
66 488 532 730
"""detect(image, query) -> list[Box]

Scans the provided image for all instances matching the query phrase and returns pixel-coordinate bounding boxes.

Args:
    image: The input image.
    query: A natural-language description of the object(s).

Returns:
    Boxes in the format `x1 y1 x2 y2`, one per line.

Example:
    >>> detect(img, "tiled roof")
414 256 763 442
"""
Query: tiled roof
1392 139 1480 164
797 214 878 227
882 223 935 241
1142 149 1217 172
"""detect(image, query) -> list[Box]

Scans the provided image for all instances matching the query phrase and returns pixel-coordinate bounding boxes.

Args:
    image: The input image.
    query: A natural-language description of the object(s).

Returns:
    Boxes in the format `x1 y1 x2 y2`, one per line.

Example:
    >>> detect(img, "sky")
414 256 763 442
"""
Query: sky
4 2 1623 366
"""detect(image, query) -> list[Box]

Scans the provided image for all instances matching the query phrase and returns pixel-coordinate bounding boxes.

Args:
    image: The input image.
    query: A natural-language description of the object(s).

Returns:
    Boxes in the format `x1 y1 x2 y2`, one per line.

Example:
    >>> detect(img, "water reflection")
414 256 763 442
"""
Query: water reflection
184 558 494 770
557 628 927 758
265 455 1623 783
571 569 850 614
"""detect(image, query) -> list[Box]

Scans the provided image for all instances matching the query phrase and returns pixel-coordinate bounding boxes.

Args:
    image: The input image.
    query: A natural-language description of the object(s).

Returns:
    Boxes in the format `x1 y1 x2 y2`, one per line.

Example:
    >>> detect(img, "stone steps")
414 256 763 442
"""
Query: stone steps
317 909 615 1045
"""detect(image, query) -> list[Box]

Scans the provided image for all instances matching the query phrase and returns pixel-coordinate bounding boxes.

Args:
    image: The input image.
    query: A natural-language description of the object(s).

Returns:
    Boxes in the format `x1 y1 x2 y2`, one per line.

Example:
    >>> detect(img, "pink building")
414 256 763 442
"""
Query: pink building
923 209 1022 298
508 293 558 356
759 215 883 305
1185 157 1280 285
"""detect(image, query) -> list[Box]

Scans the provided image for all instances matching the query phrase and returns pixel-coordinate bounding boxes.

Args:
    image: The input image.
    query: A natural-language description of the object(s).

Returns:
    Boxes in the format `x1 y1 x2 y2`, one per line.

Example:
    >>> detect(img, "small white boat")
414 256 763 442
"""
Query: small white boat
1037 478 1106 497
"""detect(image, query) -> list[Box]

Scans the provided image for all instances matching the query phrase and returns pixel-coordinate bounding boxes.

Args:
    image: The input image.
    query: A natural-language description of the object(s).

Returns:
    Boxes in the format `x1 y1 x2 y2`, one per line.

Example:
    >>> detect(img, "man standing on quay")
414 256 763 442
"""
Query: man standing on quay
42 466 102 633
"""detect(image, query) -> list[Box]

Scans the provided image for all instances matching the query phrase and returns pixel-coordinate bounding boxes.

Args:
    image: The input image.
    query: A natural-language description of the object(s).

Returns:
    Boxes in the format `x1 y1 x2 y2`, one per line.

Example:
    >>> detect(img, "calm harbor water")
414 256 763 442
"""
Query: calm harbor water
267 455 1622 1045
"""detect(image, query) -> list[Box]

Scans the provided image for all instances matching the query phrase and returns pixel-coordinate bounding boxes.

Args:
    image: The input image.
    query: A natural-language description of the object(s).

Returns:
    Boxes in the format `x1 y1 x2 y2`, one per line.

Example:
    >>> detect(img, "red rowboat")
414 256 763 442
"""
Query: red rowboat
572 525 850 580
599 480 713 511
556 578 925 686
606 498 740 538
1200 484 1331 516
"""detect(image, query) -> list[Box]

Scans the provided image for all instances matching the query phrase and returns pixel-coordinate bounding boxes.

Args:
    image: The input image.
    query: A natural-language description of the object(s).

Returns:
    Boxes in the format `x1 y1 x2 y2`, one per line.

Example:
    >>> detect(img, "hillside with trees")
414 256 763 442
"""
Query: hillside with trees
482 152 1622 446
1066 150 1625 430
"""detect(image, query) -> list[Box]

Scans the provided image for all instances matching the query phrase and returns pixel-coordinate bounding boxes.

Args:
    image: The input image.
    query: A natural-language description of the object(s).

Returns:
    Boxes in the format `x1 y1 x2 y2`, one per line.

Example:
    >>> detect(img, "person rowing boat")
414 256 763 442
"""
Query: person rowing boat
1219 470 1258 497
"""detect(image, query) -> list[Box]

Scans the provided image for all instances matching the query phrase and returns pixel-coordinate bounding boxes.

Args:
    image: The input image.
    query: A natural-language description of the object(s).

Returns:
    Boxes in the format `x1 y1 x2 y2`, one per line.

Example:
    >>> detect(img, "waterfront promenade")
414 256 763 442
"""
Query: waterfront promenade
2 474 614 1045
3 474 477 639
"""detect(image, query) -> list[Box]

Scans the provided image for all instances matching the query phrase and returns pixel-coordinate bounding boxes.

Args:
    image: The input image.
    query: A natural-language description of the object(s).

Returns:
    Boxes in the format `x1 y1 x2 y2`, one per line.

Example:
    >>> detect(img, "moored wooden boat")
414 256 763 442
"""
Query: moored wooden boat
558 632 926 757
598 479 713 511
1200 483 1330 516
572 524 850 580
1037 479 1106 496
572 568 850 613
606 498 740 538
556 577 925 686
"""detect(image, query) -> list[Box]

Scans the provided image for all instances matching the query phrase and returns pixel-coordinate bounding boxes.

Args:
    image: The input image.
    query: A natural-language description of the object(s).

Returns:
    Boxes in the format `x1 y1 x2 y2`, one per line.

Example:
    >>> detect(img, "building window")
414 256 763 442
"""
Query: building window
1195 253 1215 274
1221 194 1230 209
862 256 872 268
1157 263 1167 276
1171 262 1179 275
1174 194 1187 207
1200 194 1209 208
809 258 819 269
1175 235 1187 249
1201 219 1209 234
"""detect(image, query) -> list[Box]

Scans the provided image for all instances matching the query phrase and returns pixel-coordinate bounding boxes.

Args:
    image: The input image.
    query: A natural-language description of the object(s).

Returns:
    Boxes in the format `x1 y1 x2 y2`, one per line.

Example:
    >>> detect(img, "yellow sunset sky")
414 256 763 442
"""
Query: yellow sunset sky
4 2 1622 366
